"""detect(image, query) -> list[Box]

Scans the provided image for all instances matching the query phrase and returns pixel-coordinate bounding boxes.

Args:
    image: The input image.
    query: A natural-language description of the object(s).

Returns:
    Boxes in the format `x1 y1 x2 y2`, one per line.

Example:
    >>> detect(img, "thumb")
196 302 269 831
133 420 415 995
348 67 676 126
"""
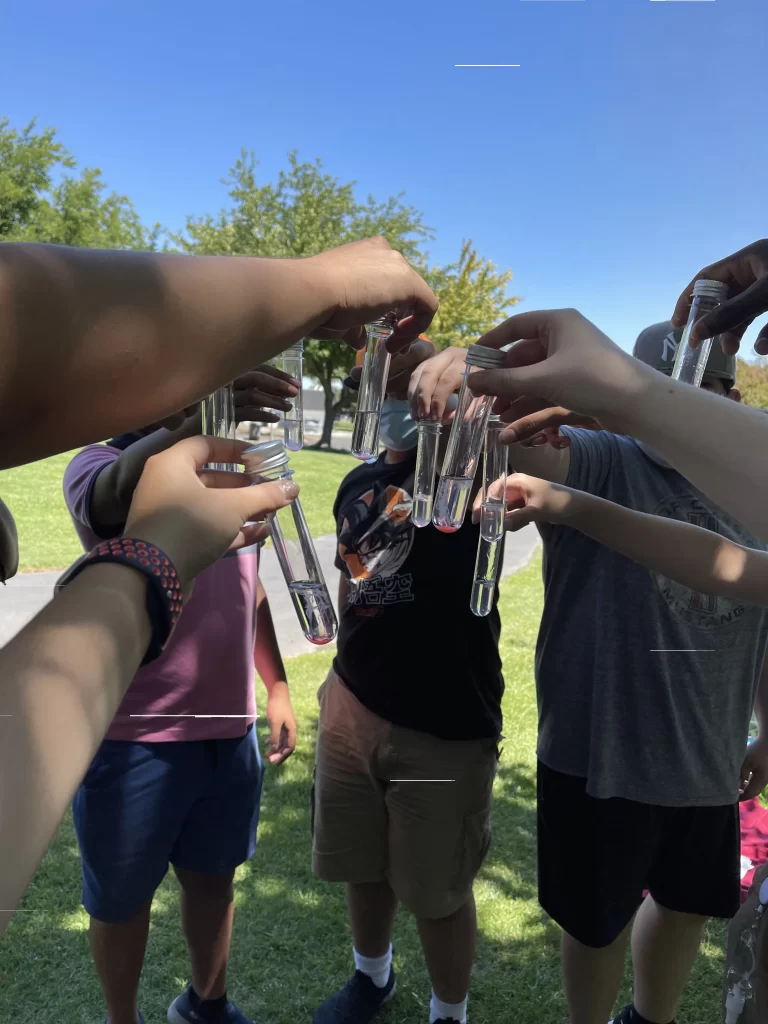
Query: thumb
227 478 299 523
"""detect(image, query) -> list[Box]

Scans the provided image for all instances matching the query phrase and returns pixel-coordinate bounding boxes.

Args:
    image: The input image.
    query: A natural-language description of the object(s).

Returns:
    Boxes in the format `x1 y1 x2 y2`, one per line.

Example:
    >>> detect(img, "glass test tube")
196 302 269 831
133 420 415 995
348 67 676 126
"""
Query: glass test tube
242 440 337 645
471 536 503 617
272 340 304 450
671 279 728 388
201 383 237 472
412 421 441 527
480 416 507 542
351 312 397 460
432 344 507 533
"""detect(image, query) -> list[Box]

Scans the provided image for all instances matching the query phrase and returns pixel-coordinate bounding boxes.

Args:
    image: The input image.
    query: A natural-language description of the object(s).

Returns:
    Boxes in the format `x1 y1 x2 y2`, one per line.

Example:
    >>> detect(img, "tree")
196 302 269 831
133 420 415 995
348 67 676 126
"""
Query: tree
0 117 157 249
174 151 517 446
737 357 768 409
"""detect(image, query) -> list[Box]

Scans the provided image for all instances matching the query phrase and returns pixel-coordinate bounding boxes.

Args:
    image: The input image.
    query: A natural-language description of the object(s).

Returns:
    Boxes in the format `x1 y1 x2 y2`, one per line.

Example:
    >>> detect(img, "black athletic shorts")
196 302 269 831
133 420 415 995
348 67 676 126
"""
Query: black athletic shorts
537 760 741 948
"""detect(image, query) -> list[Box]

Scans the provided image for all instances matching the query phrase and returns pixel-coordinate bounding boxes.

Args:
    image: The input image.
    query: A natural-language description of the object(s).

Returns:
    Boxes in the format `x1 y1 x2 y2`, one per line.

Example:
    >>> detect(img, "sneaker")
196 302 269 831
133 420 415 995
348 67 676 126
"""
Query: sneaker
167 985 254 1024
433 1019 467 1023
609 1008 674 1024
312 968 396 1022
105 1015 144 1024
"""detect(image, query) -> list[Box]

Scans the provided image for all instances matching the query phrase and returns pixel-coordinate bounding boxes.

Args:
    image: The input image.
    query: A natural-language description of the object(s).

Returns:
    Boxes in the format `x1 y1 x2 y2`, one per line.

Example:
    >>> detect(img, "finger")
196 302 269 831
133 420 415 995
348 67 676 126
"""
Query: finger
502 506 539 533
475 311 565 352
740 770 766 802
691 282 768 344
497 405 573 444
227 478 299 523
236 409 281 424
235 370 300 397
243 364 301 388
172 435 254 469
197 468 255 490
236 522 270 547
755 320 768 355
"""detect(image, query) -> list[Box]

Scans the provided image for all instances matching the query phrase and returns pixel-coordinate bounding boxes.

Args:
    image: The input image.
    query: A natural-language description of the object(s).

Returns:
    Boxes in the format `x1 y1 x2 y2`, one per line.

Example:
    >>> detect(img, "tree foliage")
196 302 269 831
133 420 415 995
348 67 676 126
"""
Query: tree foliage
737 357 768 409
174 151 517 444
0 117 157 249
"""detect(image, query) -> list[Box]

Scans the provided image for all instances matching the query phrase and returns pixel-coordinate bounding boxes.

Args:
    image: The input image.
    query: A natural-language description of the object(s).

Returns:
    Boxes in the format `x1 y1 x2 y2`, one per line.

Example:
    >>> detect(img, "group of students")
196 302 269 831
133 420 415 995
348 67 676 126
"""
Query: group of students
2 236 768 1024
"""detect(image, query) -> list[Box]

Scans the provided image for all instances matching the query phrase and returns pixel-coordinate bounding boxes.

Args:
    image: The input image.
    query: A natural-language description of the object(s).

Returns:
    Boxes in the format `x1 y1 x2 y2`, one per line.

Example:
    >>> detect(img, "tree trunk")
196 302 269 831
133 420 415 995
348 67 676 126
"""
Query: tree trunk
314 376 337 449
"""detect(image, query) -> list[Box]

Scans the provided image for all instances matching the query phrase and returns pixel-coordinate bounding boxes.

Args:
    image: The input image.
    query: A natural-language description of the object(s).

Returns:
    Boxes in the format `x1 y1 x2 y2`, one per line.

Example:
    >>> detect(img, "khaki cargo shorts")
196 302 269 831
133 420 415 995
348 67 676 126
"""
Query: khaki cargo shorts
311 669 499 920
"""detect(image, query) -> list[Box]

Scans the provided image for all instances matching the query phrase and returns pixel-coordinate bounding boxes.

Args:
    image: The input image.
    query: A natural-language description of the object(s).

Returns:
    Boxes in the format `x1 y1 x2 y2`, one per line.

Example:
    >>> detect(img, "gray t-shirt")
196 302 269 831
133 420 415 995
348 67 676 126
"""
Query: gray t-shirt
535 427 768 807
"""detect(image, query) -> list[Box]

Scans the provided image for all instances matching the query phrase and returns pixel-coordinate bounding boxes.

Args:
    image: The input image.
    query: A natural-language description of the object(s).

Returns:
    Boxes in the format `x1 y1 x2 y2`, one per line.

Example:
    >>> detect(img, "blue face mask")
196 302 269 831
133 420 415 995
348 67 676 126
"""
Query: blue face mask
379 399 418 452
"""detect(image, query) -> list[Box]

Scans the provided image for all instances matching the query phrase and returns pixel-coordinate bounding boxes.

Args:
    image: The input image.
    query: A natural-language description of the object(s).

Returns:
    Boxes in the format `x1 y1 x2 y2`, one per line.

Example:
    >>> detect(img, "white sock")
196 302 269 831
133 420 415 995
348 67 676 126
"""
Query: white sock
430 990 468 1023
353 944 392 988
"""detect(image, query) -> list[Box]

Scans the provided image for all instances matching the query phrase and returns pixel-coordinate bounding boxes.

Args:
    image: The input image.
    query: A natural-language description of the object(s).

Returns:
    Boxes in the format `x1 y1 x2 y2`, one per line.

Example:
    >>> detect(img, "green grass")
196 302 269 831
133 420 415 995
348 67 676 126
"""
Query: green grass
0 556 727 1024
0 447 358 573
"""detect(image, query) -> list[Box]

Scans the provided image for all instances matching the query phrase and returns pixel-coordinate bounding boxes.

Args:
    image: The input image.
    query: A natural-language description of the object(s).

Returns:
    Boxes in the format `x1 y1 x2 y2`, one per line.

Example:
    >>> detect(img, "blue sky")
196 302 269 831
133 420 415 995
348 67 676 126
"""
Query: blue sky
2 0 766 353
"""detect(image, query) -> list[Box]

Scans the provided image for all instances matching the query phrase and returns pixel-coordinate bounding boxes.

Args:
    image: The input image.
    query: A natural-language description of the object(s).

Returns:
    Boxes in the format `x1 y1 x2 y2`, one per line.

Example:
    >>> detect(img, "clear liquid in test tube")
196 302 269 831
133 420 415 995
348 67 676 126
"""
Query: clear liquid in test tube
480 416 507 542
272 340 304 450
471 535 502 617
432 344 507 533
412 421 441 527
351 313 397 460
671 279 728 388
201 383 238 472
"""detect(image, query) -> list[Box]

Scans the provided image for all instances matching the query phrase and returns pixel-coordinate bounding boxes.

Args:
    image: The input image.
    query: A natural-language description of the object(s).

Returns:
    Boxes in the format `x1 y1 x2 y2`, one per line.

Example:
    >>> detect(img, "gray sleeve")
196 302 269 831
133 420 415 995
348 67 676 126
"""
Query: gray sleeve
561 427 619 498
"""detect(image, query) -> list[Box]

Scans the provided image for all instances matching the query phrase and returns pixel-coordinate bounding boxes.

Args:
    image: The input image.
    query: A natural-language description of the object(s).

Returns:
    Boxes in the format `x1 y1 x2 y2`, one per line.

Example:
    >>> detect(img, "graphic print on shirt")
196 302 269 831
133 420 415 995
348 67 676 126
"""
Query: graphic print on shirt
337 481 415 607
652 493 760 631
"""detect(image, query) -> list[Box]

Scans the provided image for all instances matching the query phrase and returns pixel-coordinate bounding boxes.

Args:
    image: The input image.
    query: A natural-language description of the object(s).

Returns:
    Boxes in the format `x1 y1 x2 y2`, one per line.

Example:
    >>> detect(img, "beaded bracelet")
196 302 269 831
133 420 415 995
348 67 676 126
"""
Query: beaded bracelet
56 538 184 666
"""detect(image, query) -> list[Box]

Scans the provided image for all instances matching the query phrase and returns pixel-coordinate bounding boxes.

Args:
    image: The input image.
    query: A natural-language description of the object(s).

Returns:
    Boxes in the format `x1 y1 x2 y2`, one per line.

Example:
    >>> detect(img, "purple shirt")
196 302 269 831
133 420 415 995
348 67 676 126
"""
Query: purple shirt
63 444 259 742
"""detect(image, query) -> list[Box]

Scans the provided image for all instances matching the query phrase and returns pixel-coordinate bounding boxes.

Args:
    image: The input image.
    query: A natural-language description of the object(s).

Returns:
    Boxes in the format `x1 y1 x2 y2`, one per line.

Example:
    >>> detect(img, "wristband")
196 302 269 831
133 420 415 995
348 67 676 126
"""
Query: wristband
57 538 184 666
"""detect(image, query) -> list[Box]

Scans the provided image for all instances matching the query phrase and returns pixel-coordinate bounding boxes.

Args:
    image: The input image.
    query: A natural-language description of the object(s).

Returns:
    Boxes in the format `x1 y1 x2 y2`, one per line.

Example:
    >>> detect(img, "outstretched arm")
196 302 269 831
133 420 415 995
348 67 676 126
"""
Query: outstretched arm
485 473 768 607
0 238 437 468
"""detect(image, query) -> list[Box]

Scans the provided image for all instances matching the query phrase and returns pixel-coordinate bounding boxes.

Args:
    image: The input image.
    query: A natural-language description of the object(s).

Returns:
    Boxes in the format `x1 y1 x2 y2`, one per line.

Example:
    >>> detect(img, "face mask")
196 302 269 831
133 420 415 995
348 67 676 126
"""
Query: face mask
634 440 672 470
379 399 418 452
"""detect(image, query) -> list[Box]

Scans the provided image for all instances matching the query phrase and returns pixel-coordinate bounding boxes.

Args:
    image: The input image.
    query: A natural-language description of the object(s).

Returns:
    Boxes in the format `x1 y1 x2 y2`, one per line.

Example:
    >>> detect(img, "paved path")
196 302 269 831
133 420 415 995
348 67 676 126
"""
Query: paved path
0 526 540 658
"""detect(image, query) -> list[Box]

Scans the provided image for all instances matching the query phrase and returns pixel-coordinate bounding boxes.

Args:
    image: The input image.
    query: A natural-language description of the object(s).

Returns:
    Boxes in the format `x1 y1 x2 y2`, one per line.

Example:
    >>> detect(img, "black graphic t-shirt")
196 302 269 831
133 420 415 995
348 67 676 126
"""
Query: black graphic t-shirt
332 452 504 741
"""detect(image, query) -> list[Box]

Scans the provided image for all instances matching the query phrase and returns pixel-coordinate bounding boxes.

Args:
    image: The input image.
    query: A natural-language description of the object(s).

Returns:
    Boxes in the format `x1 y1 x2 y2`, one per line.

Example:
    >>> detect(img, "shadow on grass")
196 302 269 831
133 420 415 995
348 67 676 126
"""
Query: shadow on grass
1 709 729 1023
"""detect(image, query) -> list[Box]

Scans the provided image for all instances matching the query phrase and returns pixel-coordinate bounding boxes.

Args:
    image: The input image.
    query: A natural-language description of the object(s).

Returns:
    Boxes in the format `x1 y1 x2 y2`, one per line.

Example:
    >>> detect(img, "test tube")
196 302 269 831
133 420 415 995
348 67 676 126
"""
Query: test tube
432 344 507 533
351 312 398 460
480 416 507 542
471 536 503 617
201 383 237 472
671 279 729 388
272 340 304 450
242 440 337 645
412 421 441 527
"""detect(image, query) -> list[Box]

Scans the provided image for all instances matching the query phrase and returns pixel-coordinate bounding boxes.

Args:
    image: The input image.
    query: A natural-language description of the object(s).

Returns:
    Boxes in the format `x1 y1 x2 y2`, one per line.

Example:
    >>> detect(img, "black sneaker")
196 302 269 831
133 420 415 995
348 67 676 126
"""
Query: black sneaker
609 1007 675 1024
312 968 396 1022
168 985 253 1023
433 1019 467 1023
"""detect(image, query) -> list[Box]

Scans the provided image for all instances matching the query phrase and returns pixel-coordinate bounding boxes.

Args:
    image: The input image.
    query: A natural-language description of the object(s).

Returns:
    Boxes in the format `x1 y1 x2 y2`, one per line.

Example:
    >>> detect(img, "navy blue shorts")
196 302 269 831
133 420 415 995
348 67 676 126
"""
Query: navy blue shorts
73 726 263 922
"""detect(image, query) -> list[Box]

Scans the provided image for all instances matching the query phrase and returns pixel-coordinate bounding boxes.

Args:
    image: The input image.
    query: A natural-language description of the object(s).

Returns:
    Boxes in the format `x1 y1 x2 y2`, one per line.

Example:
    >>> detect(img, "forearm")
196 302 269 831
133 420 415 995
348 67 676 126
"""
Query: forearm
91 421 199 527
600 364 768 542
254 586 287 690
563 490 768 606
0 244 332 468
0 564 150 931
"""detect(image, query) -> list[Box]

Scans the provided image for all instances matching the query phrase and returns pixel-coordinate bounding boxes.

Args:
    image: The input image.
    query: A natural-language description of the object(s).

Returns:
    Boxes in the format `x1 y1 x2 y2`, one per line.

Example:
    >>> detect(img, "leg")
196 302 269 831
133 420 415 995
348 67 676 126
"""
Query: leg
417 894 477 1005
346 879 398 957
174 867 236 1000
89 901 152 1024
562 921 633 1024
536 763 661 1024
387 730 497 1024
630 897 707 1023
73 739 198 1024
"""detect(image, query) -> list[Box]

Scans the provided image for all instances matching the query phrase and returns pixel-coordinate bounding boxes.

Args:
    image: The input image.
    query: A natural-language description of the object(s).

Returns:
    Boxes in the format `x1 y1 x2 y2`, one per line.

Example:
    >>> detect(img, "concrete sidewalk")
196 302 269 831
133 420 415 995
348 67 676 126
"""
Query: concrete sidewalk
0 525 540 658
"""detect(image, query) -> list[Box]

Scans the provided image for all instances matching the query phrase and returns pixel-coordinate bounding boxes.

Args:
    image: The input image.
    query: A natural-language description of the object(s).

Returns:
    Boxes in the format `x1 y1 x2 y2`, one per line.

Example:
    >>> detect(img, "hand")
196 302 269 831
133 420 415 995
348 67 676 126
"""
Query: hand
233 365 301 424
408 345 468 422
124 436 298 598
740 735 768 801
491 403 602 448
265 681 297 765
672 240 768 355
307 237 439 352
465 309 646 444
347 336 437 401
471 472 579 531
